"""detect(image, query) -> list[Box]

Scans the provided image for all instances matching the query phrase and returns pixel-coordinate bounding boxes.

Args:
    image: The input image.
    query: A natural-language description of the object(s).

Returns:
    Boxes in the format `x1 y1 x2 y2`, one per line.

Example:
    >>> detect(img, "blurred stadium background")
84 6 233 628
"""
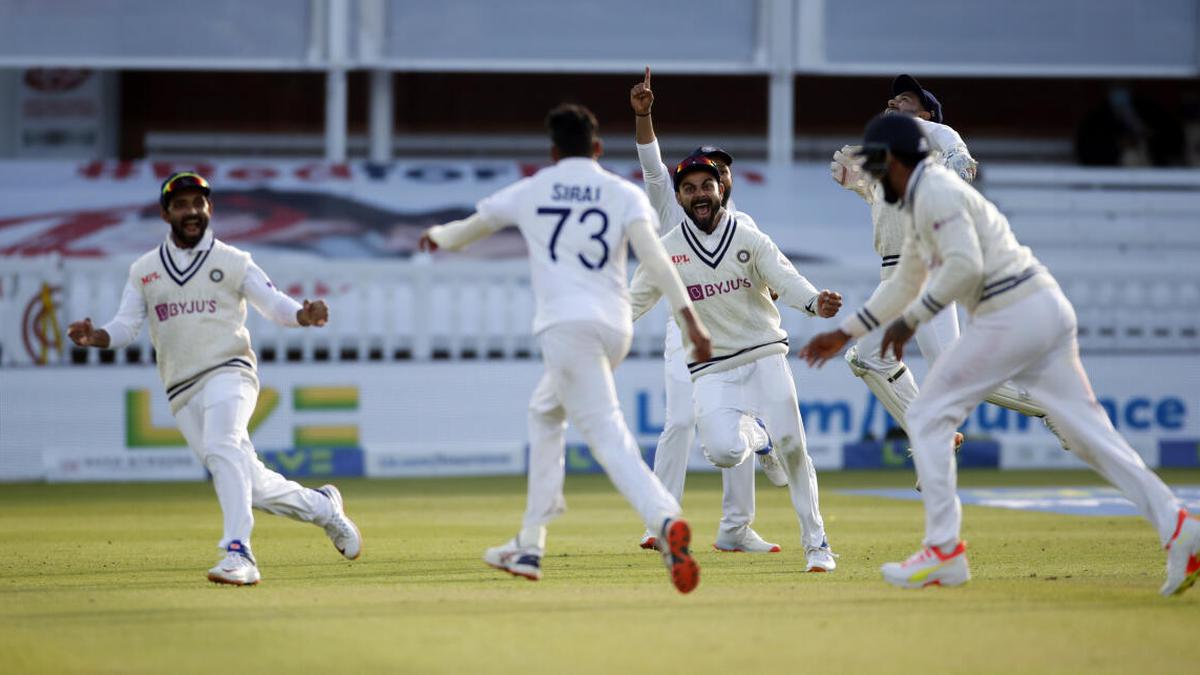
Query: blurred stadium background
1 2 1199 672
2 0 1198 481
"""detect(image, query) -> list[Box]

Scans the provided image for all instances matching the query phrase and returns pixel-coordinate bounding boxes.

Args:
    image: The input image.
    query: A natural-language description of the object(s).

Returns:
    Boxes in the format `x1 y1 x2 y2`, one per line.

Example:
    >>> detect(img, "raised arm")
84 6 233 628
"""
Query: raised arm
753 232 842 317
631 67 682 233
419 212 507 252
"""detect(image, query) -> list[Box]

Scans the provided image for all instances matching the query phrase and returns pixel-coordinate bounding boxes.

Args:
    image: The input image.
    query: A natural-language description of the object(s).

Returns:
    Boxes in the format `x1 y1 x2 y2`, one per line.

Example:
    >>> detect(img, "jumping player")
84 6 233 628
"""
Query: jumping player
67 171 362 586
800 114 1200 595
829 75 1066 456
630 66 786 554
630 155 842 573
418 104 711 594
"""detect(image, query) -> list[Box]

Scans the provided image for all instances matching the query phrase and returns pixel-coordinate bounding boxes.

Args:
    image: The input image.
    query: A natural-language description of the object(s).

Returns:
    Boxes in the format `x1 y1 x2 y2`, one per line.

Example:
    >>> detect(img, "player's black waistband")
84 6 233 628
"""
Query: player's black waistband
687 337 789 375
980 266 1041 303
166 358 255 402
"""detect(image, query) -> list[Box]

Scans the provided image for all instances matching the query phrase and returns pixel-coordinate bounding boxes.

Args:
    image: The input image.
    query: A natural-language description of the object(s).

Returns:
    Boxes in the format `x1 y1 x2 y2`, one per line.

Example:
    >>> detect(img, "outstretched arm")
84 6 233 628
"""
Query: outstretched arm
626 216 711 362
69 276 145 350
419 212 507 252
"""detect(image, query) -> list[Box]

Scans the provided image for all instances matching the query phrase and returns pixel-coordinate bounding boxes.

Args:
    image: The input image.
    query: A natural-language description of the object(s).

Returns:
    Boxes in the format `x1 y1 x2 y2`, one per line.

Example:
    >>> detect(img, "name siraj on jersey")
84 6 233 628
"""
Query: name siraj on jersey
551 184 601 202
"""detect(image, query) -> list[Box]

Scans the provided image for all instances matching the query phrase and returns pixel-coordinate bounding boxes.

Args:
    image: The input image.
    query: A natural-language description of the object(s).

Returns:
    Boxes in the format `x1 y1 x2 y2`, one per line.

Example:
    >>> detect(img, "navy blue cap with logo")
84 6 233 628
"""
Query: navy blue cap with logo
688 145 733 167
892 74 943 124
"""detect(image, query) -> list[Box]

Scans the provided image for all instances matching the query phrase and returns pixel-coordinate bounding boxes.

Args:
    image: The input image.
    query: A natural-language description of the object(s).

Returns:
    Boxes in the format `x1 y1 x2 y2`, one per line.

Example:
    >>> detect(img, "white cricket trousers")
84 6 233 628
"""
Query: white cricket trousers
520 321 682 549
854 301 960 429
174 370 334 552
651 321 757 540
908 285 1182 548
692 353 827 548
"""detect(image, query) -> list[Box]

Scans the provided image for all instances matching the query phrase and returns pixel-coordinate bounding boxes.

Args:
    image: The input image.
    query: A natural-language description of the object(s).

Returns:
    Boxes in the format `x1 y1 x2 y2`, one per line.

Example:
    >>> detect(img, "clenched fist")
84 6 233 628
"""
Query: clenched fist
297 299 329 327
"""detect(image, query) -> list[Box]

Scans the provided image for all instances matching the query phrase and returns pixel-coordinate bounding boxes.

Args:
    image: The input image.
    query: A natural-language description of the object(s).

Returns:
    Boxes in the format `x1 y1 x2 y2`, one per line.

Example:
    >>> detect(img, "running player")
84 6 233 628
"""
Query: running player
800 113 1200 595
67 171 362 586
418 104 711 594
630 155 841 572
829 75 1066 457
630 66 784 554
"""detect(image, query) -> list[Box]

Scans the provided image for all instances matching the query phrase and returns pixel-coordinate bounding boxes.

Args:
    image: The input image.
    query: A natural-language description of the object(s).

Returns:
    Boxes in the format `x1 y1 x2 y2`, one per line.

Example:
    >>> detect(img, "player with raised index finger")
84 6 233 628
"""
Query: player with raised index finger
800 114 1200 595
629 66 787 555
629 154 842 573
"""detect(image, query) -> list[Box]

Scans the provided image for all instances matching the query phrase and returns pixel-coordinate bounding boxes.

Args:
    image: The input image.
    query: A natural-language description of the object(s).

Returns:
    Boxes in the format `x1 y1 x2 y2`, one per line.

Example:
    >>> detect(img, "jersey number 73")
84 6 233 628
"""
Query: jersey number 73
537 207 610 270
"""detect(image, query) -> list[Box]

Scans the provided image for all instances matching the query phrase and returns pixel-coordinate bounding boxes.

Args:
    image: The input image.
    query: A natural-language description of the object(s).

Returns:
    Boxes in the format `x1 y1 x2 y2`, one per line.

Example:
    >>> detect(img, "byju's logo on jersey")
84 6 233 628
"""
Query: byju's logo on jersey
154 299 218 322
686 278 752 301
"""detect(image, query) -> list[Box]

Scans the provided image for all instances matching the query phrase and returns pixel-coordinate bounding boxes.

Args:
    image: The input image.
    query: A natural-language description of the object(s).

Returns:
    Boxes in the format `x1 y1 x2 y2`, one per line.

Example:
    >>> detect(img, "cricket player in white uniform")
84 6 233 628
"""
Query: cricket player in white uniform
67 172 362 586
630 155 841 572
829 75 1066 458
801 114 1200 595
419 104 711 594
630 67 783 554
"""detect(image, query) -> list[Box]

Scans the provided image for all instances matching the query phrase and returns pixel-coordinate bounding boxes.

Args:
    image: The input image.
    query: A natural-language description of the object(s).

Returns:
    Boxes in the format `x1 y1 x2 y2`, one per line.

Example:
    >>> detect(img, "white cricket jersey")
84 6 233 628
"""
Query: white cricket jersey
865 118 977 280
841 160 1057 339
475 157 662 336
631 210 821 378
635 138 744 356
128 237 255 411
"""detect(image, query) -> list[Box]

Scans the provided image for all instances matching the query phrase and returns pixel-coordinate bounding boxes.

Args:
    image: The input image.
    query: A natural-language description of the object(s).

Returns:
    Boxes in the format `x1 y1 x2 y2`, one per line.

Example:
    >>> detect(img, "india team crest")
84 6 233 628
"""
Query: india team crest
209 269 224 282
736 249 750 263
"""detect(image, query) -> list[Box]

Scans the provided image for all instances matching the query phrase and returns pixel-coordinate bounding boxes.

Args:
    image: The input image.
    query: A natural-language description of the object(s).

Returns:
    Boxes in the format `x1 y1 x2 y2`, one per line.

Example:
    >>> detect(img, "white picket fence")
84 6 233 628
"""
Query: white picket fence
2 254 1198 368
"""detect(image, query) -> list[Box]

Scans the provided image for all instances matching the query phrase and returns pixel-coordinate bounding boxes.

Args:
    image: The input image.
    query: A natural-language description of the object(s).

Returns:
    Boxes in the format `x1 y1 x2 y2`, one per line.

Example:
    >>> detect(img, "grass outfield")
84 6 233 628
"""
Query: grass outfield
2 469 1199 674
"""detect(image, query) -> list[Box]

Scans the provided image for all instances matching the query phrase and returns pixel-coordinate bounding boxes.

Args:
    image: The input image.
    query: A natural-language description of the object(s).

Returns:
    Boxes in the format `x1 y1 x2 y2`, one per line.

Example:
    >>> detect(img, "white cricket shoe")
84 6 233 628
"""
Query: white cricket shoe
1161 510 1200 597
317 484 362 560
639 532 658 550
658 518 699 594
881 541 970 589
483 538 542 581
751 417 789 487
207 540 260 586
805 541 838 572
714 527 781 553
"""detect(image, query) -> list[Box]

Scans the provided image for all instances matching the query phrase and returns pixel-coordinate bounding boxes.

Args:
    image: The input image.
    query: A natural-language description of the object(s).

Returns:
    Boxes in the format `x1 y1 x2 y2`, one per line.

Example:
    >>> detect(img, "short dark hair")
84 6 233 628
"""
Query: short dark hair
545 103 598 157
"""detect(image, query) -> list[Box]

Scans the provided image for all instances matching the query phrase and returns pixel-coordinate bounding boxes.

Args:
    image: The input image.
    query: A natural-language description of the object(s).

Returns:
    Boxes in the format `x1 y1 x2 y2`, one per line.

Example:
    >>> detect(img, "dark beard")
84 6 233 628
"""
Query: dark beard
170 216 208 248
685 200 720 232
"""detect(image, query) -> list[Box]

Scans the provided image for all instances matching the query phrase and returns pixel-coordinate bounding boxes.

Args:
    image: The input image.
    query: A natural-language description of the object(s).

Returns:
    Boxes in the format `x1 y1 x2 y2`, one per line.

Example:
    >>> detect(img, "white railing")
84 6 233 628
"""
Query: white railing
2 257 1198 368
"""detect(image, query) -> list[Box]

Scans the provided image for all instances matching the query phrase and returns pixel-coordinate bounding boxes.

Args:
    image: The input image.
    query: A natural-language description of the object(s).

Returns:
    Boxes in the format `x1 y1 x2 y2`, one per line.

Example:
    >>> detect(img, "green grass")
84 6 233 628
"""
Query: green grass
2 470 1199 674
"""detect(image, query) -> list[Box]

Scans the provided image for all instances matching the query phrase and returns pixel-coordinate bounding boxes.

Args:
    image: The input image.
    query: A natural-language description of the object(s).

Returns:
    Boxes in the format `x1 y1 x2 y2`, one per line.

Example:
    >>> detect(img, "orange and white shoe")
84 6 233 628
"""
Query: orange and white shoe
881 541 970 589
1161 510 1200 597
659 518 699 594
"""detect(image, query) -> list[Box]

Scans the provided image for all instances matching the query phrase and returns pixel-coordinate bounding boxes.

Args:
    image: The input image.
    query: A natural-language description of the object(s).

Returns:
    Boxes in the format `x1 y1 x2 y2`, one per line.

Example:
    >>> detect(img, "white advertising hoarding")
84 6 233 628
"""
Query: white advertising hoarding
1 354 1197 482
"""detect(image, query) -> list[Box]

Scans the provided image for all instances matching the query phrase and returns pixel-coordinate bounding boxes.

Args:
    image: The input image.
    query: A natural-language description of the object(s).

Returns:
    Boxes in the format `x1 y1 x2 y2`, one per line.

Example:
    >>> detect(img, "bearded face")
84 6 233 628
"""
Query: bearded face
162 189 211 248
677 172 724 232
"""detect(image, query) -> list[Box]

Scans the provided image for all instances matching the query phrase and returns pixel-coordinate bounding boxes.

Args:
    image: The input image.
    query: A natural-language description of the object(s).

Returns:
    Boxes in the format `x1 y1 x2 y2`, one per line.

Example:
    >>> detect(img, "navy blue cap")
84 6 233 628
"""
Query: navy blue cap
892 74 943 124
862 113 930 156
688 145 733 167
